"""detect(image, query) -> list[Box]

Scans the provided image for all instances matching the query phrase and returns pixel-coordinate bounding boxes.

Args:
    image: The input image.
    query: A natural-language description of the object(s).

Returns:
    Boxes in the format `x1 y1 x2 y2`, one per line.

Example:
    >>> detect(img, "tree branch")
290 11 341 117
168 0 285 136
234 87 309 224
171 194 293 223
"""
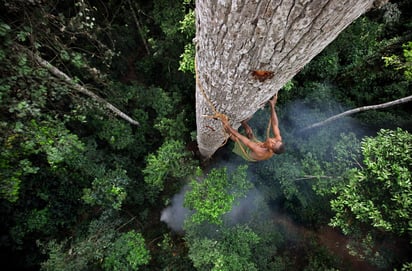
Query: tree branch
127 0 150 55
23 47 140 126
300 95 412 132
294 175 338 181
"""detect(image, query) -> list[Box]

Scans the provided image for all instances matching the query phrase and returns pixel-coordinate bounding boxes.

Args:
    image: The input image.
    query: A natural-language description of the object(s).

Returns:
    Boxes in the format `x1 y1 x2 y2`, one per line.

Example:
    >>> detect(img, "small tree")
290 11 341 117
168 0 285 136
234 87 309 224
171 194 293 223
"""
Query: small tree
184 165 251 225
330 128 412 264
40 212 150 271
330 128 412 235
103 230 150 271
143 139 197 200
188 225 260 271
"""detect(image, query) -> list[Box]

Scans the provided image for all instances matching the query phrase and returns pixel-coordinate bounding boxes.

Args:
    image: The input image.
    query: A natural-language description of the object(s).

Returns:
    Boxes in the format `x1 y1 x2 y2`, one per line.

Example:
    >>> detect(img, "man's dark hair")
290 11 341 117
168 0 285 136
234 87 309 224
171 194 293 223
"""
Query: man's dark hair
274 142 285 154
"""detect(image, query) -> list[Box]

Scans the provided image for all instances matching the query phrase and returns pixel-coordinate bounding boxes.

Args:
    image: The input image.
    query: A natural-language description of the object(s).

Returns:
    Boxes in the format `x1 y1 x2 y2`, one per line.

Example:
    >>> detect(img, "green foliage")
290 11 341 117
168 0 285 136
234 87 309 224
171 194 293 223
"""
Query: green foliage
154 233 194 270
103 230 150 271
180 8 195 38
184 165 251 225
309 133 362 196
330 128 412 236
1 0 412 270
0 21 11 36
97 119 135 150
281 80 295 92
82 168 129 210
9 208 52 247
296 10 411 124
405 42 412 80
40 211 150 271
143 140 197 198
179 42 195 74
396 262 412 271
152 0 186 37
301 49 340 80
188 225 260 271
301 239 342 271
29 120 85 167
26 208 50 232
1 119 84 202
178 1 195 74
383 41 412 81
132 85 192 142
155 110 190 140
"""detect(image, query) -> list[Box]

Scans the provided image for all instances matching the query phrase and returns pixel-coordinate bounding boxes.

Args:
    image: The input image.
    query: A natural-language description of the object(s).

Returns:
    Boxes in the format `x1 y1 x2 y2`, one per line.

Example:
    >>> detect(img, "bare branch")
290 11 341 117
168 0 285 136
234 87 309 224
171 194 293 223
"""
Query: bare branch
127 0 150 55
23 46 140 126
294 175 339 181
300 95 412 132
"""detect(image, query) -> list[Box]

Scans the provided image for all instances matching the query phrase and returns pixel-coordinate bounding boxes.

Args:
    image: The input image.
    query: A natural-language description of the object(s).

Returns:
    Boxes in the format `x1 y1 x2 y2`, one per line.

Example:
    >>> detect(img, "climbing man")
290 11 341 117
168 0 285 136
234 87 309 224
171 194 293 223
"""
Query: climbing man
221 93 285 162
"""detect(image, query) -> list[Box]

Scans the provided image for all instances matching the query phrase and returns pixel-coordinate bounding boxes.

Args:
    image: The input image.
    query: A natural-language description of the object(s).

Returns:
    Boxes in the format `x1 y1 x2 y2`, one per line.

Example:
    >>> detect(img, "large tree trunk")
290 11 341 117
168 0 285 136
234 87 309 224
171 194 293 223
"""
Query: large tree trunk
195 0 385 158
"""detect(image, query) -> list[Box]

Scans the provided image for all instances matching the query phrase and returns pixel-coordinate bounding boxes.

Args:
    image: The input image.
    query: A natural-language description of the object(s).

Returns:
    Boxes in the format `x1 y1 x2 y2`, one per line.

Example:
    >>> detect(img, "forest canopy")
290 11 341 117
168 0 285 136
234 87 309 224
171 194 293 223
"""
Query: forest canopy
0 0 411 270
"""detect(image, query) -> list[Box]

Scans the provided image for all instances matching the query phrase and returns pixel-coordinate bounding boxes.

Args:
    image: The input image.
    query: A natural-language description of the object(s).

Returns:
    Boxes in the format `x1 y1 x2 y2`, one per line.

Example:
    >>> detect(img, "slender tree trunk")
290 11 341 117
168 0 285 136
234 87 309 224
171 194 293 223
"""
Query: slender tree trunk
300 95 412 132
23 46 140 126
195 0 386 158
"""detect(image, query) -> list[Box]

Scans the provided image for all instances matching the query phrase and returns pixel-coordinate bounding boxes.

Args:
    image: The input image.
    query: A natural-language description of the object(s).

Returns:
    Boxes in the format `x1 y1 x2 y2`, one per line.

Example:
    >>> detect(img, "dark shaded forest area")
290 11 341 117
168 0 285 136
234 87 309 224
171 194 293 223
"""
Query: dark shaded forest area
0 0 411 270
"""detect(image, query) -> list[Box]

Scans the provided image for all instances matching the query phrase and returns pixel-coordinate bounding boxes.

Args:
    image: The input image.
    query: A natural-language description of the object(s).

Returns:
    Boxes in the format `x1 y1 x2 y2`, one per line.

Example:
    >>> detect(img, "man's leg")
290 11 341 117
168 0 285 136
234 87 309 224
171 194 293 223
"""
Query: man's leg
241 119 254 139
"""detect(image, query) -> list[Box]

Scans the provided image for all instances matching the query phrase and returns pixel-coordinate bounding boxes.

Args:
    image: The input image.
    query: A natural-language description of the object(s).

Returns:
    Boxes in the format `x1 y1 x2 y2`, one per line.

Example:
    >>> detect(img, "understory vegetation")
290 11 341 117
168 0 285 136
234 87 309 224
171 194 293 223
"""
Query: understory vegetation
0 0 411 270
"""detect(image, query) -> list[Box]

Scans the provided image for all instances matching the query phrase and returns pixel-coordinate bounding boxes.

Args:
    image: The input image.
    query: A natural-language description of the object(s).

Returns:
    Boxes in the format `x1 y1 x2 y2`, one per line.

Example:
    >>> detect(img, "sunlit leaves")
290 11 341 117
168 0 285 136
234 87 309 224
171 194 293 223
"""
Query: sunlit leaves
103 230 150 271
383 41 412 81
143 140 197 198
179 42 195 74
82 168 129 210
179 8 195 38
0 119 84 201
169 0 194 74
178 6 195 74
28 120 85 167
40 211 150 271
184 165 251 225
330 128 412 235
188 225 260 271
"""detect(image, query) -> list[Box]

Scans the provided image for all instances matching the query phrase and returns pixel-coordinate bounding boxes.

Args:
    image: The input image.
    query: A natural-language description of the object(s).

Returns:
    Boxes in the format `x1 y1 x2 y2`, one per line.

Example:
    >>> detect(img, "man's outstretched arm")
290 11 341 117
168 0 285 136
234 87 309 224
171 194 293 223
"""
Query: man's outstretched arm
269 94 282 141
221 118 261 152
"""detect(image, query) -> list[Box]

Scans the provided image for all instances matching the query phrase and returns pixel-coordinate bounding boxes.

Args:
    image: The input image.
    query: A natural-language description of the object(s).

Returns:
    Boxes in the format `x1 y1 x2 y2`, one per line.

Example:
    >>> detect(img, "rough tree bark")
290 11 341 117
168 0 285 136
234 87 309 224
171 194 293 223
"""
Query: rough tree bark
195 0 387 158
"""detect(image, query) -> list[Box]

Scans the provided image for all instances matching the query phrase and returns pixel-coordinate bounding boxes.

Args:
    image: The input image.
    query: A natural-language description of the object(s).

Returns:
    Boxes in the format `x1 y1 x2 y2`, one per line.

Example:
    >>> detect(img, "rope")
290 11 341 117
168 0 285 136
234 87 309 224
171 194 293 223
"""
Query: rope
195 57 229 147
195 58 229 122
